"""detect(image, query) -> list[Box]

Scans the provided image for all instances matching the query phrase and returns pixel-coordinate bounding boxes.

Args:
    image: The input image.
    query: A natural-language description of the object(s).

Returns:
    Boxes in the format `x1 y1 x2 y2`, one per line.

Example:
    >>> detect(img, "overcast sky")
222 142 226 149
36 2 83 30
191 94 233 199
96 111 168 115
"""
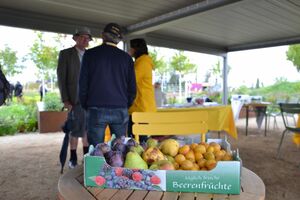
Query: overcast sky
0 25 299 88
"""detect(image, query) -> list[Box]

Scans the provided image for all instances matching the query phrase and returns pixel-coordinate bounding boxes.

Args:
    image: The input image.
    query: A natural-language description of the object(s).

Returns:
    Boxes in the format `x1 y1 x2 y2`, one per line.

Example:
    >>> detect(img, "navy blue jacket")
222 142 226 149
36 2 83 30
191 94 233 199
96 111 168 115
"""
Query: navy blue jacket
79 44 136 109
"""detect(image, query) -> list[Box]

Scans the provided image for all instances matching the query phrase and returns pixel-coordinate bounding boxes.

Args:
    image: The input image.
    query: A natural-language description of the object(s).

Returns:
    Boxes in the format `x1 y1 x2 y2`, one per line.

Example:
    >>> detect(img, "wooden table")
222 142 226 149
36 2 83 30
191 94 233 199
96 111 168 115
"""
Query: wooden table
243 102 270 136
58 165 265 200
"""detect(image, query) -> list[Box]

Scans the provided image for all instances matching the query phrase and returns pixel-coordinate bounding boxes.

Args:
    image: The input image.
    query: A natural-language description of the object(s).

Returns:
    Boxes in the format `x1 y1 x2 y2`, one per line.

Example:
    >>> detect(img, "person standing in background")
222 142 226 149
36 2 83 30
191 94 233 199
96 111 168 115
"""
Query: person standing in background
128 38 156 142
57 27 91 168
39 83 48 101
79 23 136 147
154 81 167 107
14 81 23 102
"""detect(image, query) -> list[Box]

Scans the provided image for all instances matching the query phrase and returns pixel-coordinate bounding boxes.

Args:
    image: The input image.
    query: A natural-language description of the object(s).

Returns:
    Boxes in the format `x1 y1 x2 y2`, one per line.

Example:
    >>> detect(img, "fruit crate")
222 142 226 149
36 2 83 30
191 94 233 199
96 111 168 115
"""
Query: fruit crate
84 138 242 194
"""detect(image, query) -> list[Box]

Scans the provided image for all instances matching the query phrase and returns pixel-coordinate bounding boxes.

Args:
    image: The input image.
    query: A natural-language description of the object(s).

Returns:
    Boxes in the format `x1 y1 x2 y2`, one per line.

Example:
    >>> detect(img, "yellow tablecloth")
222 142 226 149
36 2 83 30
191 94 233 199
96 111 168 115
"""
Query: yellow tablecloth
294 115 300 147
158 105 238 139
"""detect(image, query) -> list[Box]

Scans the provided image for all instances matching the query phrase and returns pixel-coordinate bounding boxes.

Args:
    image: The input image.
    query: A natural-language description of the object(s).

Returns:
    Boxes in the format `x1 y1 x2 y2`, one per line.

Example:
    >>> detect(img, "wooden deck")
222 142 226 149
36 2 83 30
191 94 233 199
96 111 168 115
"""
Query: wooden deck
58 165 265 200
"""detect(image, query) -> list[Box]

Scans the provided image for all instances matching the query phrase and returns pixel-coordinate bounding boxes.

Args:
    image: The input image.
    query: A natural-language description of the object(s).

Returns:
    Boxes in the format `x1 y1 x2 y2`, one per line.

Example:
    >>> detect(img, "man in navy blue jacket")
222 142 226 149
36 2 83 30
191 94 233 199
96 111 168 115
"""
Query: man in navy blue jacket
79 23 136 147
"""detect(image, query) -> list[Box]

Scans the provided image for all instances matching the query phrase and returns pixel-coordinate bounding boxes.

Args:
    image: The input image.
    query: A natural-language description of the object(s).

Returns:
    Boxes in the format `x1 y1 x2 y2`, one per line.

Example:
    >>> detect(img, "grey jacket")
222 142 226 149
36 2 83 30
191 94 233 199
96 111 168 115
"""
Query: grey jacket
57 47 81 105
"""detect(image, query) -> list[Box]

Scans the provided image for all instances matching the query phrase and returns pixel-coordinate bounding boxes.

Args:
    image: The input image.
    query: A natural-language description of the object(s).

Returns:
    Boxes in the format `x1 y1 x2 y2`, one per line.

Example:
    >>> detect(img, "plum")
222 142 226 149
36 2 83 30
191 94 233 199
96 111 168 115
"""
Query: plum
98 143 111 154
91 144 104 156
104 150 114 161
112 142 127 156
125 138 137 152
126 138 137 147
107 151 124 167
111 135 125 147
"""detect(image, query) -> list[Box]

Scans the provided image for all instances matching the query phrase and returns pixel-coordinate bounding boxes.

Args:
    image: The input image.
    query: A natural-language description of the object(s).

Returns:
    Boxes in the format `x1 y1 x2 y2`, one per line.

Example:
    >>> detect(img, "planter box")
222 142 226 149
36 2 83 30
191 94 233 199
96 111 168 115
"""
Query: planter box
38 111 68 133
84 138 241 194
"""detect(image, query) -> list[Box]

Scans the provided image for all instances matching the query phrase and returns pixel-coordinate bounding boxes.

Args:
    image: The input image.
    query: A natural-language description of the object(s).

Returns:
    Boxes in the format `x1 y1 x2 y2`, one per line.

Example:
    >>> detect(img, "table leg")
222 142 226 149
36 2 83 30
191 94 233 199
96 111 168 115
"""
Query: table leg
246 106 249 136
264 108 267 136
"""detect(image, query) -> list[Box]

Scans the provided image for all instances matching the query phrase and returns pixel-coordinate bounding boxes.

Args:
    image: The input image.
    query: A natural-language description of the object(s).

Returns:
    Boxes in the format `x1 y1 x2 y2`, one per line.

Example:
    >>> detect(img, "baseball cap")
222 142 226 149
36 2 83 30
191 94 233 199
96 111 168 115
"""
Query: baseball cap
73 27 92 40
103 23 123 39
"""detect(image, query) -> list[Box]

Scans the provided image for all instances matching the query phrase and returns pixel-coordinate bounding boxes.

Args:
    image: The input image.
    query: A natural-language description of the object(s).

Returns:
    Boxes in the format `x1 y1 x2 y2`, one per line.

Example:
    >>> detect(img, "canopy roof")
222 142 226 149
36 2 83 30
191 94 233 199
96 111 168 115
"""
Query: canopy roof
1 0 300 56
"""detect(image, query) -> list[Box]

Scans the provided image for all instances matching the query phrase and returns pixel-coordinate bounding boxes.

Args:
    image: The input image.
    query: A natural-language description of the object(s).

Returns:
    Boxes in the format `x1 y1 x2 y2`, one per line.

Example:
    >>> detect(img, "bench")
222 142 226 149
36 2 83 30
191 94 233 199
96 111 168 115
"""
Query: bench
132 110 208 143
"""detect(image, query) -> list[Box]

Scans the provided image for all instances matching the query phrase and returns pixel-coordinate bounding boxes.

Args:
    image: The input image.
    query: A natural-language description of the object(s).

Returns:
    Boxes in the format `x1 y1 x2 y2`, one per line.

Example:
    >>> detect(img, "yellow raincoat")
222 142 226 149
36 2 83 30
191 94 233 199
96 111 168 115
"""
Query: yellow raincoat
129 54 156 114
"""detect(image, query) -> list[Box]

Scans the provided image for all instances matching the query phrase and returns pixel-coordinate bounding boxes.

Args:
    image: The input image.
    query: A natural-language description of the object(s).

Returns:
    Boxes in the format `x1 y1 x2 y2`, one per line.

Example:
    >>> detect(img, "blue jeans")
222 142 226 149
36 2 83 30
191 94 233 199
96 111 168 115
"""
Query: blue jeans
87 107 129 147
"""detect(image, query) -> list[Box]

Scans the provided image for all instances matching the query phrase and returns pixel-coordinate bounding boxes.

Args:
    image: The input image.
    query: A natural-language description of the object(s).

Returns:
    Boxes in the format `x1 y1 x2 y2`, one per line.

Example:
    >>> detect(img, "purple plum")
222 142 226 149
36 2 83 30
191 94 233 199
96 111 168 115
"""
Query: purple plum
107 151 124 167
111 135 126 147
112 142 127 156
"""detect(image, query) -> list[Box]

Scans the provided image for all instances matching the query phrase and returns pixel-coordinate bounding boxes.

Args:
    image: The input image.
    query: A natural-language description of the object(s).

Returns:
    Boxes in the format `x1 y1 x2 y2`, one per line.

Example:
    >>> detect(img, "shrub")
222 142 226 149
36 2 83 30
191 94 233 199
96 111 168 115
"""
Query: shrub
43 92 63 111
0 103 38 136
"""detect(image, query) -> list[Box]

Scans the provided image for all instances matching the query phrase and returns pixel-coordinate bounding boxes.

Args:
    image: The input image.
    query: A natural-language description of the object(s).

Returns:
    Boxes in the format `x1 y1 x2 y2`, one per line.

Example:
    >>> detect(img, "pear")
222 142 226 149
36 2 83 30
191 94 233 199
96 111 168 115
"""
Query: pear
146 138 158 148
124 151 148 169
165 155 175 164
159 139 179 157
130 144 144 155
149 162 159 170
142 147 166 165
156 160 175 170
150 160 175 170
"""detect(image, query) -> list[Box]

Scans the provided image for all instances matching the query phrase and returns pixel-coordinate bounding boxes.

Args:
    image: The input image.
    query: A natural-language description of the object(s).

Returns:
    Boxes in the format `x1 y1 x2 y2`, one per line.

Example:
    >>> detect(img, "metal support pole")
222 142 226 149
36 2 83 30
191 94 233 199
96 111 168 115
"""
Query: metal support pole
222 54 228 105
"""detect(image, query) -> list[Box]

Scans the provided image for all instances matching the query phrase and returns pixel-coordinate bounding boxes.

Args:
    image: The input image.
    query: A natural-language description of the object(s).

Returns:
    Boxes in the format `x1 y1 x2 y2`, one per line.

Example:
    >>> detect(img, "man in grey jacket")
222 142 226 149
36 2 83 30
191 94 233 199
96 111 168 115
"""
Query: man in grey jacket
57 27 91 168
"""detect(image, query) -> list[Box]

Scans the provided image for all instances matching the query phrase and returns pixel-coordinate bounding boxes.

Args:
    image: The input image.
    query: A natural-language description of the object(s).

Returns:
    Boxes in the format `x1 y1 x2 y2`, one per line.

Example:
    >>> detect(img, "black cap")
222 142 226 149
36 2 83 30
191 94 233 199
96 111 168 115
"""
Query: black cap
103 23 123 39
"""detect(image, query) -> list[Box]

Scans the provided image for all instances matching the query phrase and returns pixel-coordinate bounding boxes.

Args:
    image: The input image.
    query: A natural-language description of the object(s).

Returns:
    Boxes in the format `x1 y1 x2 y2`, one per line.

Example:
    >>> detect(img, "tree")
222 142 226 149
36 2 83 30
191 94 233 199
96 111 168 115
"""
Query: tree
27 32 59 92
0 44 24 76
209 60 231 85
28 32 59 79
149 48 167 82
286 44 300 71
255 78 260 89
170 51 196 100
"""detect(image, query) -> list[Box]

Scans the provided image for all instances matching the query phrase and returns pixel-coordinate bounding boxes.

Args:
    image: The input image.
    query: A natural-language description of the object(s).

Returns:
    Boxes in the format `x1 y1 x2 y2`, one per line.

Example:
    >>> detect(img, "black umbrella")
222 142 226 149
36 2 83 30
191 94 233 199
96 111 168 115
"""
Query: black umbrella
59 108 71 174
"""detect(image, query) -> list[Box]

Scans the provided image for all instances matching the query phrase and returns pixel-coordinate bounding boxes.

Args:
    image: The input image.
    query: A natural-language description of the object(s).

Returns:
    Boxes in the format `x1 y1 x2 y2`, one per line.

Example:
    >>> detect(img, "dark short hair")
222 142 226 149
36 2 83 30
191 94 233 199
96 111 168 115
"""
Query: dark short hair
130 38 148 59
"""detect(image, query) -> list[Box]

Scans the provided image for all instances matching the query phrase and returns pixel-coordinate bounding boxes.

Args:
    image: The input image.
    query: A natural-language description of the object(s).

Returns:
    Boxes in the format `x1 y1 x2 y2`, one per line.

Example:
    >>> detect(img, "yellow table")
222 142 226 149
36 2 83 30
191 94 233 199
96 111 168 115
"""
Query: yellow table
294 115 300 146
158 105 237 139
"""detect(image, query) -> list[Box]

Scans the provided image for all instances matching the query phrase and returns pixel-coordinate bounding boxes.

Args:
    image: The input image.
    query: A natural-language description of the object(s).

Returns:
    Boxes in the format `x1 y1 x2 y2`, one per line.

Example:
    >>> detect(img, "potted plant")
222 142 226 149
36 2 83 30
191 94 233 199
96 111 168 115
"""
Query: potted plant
38 92 68 133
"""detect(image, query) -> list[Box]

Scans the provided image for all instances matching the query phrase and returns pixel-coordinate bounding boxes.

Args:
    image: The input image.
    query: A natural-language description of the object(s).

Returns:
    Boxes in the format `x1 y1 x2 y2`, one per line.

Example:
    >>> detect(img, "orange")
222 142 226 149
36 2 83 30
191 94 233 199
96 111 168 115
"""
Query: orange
180 160 194 170
194 151 204 161
174 154 186 164
178 145 190 155
205 159 217 170
222 152 233 161
210 142 221 152
206 146 215 153
190 143 198 150
201 167 208 171
194 144 206 154
214 150 225 161
173 162 180 170
199 142 209 149
204 152 215 160
185 150 195 162
197 158 206 168
191 163 200 171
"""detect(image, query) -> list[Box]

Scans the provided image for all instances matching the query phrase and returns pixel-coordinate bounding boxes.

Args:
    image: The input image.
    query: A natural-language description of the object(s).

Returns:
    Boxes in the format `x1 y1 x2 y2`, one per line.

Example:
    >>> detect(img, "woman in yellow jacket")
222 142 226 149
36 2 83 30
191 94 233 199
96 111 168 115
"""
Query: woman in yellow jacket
127 38 156 142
